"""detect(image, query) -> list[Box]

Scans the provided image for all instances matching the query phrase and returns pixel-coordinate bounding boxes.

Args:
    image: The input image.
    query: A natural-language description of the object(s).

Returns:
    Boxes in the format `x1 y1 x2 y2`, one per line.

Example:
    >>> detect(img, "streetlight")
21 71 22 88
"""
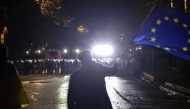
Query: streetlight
76 49 80 53
26 51 29 54
38 50 41 53
62 49 68 59
63 49 67 53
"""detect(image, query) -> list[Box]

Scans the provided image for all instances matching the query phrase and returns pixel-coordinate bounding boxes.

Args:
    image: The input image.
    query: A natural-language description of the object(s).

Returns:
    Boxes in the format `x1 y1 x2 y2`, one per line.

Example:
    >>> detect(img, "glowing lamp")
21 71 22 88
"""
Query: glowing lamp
26 51 29 54
64 49 67 53
38 50 41 53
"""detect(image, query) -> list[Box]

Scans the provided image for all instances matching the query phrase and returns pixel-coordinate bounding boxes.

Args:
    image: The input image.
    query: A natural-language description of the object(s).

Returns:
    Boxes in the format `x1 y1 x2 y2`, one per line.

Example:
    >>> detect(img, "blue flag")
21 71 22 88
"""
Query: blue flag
132 5 190 61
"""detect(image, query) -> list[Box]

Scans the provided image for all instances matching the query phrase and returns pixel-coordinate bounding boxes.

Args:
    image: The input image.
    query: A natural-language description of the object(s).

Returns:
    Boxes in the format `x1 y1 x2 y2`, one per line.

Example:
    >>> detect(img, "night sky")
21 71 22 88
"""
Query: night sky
0 0 152 59
67 0 151 41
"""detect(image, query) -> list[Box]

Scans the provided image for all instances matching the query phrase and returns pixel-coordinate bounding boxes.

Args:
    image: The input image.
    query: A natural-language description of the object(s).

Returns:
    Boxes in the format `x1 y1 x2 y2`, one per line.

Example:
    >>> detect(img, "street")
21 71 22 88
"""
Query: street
19 74 190 109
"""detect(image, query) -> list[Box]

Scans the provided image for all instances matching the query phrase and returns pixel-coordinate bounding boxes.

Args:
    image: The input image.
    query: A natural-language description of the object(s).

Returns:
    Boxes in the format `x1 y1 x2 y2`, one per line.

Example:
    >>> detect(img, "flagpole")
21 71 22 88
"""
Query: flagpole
140 5 156 27
123 5 156 54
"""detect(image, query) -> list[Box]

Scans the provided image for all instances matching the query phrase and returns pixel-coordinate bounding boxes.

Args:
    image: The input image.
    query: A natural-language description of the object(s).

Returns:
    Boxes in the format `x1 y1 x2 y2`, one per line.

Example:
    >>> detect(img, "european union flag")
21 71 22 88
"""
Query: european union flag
133 5 190 61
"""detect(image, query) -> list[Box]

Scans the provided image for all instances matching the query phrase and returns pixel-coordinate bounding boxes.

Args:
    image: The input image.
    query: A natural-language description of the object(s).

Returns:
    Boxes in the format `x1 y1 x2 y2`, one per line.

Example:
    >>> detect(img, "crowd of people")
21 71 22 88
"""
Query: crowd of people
12 58 81 75
11 57 140 76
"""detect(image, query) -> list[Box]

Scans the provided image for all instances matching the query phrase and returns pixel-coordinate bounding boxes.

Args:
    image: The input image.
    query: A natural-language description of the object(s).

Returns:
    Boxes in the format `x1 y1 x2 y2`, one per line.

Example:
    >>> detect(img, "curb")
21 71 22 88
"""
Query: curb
140 72 190 98
140 76 154 84
165 82 190 96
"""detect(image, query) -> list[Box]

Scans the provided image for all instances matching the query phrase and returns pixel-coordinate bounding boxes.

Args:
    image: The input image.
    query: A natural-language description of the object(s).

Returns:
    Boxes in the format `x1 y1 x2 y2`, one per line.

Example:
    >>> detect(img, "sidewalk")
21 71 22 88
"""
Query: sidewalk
140 71 190 97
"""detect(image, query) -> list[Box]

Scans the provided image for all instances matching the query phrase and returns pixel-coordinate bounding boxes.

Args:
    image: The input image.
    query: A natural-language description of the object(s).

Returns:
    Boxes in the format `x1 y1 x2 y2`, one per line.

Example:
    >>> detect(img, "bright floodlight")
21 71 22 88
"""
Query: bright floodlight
64 49 67 53
93 45 113 56
76 49 80 53
38 50 41 53
26 51 29 54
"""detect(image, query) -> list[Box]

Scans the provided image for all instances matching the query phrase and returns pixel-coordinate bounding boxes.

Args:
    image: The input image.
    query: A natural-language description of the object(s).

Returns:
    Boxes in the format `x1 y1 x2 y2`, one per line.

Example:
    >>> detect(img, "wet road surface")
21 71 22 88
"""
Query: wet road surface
19 74 190 109
106 75 190 109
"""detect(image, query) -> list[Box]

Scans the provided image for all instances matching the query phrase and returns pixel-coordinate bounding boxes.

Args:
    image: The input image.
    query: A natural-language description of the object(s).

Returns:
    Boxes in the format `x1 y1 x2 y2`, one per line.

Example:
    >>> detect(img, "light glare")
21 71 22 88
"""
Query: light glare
76 49 79 53
64 49 67 53
38 50 41 53
93 45 113 56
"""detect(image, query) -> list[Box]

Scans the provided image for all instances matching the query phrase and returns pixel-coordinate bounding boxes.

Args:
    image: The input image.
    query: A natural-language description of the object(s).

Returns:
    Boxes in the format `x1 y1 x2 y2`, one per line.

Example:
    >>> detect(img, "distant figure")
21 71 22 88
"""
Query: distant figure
0 44 29 109
50 60 54 74
60 59 66 74
46 60 53 74
24 60 30 75
55 60 59 74
67 49 119 109
41 60 46 74
66 61 72 74
72 58 80 72
45 59 49 74
36 59 41 74
31 59 36 74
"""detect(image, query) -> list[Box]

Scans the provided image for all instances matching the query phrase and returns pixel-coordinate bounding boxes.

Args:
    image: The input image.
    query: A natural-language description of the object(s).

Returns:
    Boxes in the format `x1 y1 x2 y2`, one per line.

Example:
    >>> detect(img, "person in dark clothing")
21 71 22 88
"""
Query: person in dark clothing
72 58 80 72
60 59 66 74
0 44 28 109
36 59 41 74
49 60 53 74
24 60 30 75
45 59 49 74
31 60 36 74
46 60 53 74
67 49 119 109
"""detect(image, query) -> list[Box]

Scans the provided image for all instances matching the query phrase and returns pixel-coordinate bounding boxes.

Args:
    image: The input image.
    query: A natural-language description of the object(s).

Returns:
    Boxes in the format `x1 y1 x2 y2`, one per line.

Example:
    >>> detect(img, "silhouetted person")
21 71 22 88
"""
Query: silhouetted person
55 60 59 74
72 58 80 72
60 59 66 74
49 60 53 74
0 44 28 109
41 60 46 74
67 49 119 109
36 59 40 74
24 60 30 75
69 61 73 73
45 59 49 74
46 60 53 74
31 59 36 74
66 61 72 74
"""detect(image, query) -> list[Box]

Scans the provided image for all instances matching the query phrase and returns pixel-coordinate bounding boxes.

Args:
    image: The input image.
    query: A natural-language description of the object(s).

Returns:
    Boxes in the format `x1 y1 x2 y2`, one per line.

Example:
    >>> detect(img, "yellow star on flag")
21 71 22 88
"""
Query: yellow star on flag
182 47 188 52
188 39 190 43
174 18 179 23
182 24 188 28
151 37 156 42
156 45 160 48
165 47 170 51
164 16 169 20
156 19 162 25
151 28 156 33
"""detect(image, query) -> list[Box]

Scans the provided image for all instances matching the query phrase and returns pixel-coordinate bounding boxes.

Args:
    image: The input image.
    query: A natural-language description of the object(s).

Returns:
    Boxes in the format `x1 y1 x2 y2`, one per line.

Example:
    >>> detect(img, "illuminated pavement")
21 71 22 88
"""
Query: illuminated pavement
106 75 190 109
19 74 190 109
19 74 70 109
